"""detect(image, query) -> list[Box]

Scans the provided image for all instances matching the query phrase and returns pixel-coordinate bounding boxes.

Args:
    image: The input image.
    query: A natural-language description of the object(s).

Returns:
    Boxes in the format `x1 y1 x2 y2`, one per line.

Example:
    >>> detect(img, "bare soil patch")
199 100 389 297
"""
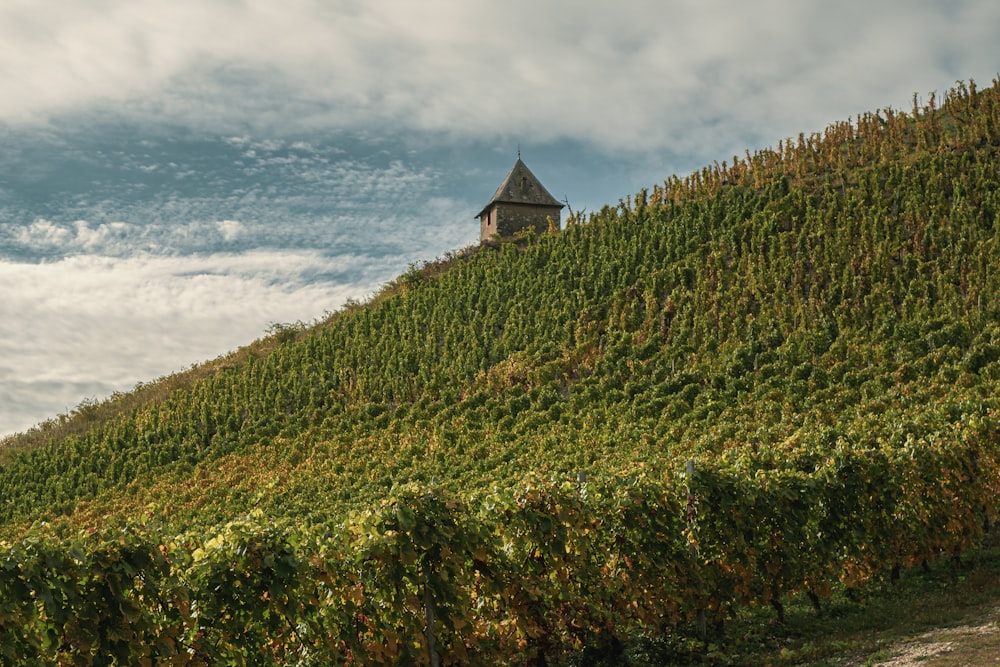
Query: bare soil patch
865 606 1000 666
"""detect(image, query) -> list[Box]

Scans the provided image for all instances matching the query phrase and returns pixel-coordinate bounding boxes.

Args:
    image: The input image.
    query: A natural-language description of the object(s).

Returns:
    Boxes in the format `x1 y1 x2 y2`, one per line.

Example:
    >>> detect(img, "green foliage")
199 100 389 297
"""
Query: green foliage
0 446 997 664
2 77 1000 663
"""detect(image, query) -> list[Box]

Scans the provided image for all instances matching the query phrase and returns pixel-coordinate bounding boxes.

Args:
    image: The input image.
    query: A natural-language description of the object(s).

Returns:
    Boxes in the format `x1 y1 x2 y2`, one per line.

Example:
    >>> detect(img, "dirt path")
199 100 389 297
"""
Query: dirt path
864 606 1000 666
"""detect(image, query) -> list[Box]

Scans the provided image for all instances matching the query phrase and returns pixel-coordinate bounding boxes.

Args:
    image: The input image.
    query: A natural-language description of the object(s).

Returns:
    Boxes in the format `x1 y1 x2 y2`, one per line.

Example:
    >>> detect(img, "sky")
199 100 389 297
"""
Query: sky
0 0 998 438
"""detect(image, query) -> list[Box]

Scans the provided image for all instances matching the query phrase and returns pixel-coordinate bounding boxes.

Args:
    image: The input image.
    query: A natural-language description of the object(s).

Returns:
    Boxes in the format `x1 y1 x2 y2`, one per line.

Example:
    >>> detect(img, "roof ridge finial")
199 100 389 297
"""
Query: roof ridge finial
517 143 521 160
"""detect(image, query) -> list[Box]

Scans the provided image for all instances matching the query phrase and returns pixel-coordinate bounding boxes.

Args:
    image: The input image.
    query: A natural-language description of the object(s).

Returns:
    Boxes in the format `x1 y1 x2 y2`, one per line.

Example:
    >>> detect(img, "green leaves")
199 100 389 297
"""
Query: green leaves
4 442 999 665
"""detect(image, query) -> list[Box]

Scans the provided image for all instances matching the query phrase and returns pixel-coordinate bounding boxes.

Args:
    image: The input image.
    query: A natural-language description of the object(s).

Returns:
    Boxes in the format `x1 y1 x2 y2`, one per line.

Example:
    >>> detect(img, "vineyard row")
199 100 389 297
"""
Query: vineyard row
2 421 998 666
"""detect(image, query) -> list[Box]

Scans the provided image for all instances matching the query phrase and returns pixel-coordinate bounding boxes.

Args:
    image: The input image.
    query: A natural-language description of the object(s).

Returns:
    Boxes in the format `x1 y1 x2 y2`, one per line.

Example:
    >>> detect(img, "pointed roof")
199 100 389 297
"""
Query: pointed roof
476 158 564 218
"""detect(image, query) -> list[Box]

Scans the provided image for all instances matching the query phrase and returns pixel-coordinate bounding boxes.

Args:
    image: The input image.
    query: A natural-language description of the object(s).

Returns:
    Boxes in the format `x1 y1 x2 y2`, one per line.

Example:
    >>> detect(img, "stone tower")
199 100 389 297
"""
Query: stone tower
476 157 563 242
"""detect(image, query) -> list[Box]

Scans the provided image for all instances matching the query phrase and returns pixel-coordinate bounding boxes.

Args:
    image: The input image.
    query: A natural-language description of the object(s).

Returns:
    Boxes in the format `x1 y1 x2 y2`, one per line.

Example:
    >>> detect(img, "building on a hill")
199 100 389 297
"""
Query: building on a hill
477 156 563 242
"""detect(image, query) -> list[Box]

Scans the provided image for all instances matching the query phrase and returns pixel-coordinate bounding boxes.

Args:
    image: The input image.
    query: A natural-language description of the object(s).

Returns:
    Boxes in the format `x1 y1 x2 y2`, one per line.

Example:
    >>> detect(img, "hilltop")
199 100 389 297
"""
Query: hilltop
1 79 999 665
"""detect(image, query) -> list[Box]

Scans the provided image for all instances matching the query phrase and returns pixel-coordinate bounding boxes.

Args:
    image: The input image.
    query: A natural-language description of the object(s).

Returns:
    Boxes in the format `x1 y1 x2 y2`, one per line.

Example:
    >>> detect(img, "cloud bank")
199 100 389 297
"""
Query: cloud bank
3 1 997 154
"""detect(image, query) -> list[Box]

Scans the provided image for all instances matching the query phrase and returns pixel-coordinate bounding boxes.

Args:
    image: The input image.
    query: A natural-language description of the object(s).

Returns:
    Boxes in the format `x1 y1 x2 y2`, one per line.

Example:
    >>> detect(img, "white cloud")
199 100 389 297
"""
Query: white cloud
1 0 996 154
15 219 72 246
0 250 392 436
215 219 243 241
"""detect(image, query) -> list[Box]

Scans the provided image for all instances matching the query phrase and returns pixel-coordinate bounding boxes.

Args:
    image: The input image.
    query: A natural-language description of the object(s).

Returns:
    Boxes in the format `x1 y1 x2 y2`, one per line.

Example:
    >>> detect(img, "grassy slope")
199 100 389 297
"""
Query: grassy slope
0 80 996 540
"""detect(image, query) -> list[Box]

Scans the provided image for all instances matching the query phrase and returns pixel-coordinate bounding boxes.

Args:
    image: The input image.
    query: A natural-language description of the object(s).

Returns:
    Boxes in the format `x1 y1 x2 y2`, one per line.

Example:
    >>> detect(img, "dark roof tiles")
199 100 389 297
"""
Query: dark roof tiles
476 158 563 218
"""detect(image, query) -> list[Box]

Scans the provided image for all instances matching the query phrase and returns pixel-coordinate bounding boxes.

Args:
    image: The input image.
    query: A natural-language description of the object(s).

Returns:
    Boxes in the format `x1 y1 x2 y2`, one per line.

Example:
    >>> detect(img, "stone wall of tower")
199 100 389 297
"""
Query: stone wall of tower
479 207 498 241
485 203 561 240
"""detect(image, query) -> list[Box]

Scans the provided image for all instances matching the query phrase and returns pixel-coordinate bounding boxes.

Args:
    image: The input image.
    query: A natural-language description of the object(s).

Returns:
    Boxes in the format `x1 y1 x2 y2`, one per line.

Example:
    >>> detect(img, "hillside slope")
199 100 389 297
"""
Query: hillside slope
1 79 999 665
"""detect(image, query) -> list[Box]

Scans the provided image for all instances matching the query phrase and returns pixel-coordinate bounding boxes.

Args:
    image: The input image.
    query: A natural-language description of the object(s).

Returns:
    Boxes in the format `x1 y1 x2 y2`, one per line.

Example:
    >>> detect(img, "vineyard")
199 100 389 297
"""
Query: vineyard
2 78 1000 664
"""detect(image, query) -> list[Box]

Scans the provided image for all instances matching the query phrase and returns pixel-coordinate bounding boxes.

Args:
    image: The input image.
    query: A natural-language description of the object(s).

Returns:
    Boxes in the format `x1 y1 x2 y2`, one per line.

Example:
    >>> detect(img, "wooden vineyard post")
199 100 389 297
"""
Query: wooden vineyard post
422 483 440 667
686 460 707 640
424 569 440 667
